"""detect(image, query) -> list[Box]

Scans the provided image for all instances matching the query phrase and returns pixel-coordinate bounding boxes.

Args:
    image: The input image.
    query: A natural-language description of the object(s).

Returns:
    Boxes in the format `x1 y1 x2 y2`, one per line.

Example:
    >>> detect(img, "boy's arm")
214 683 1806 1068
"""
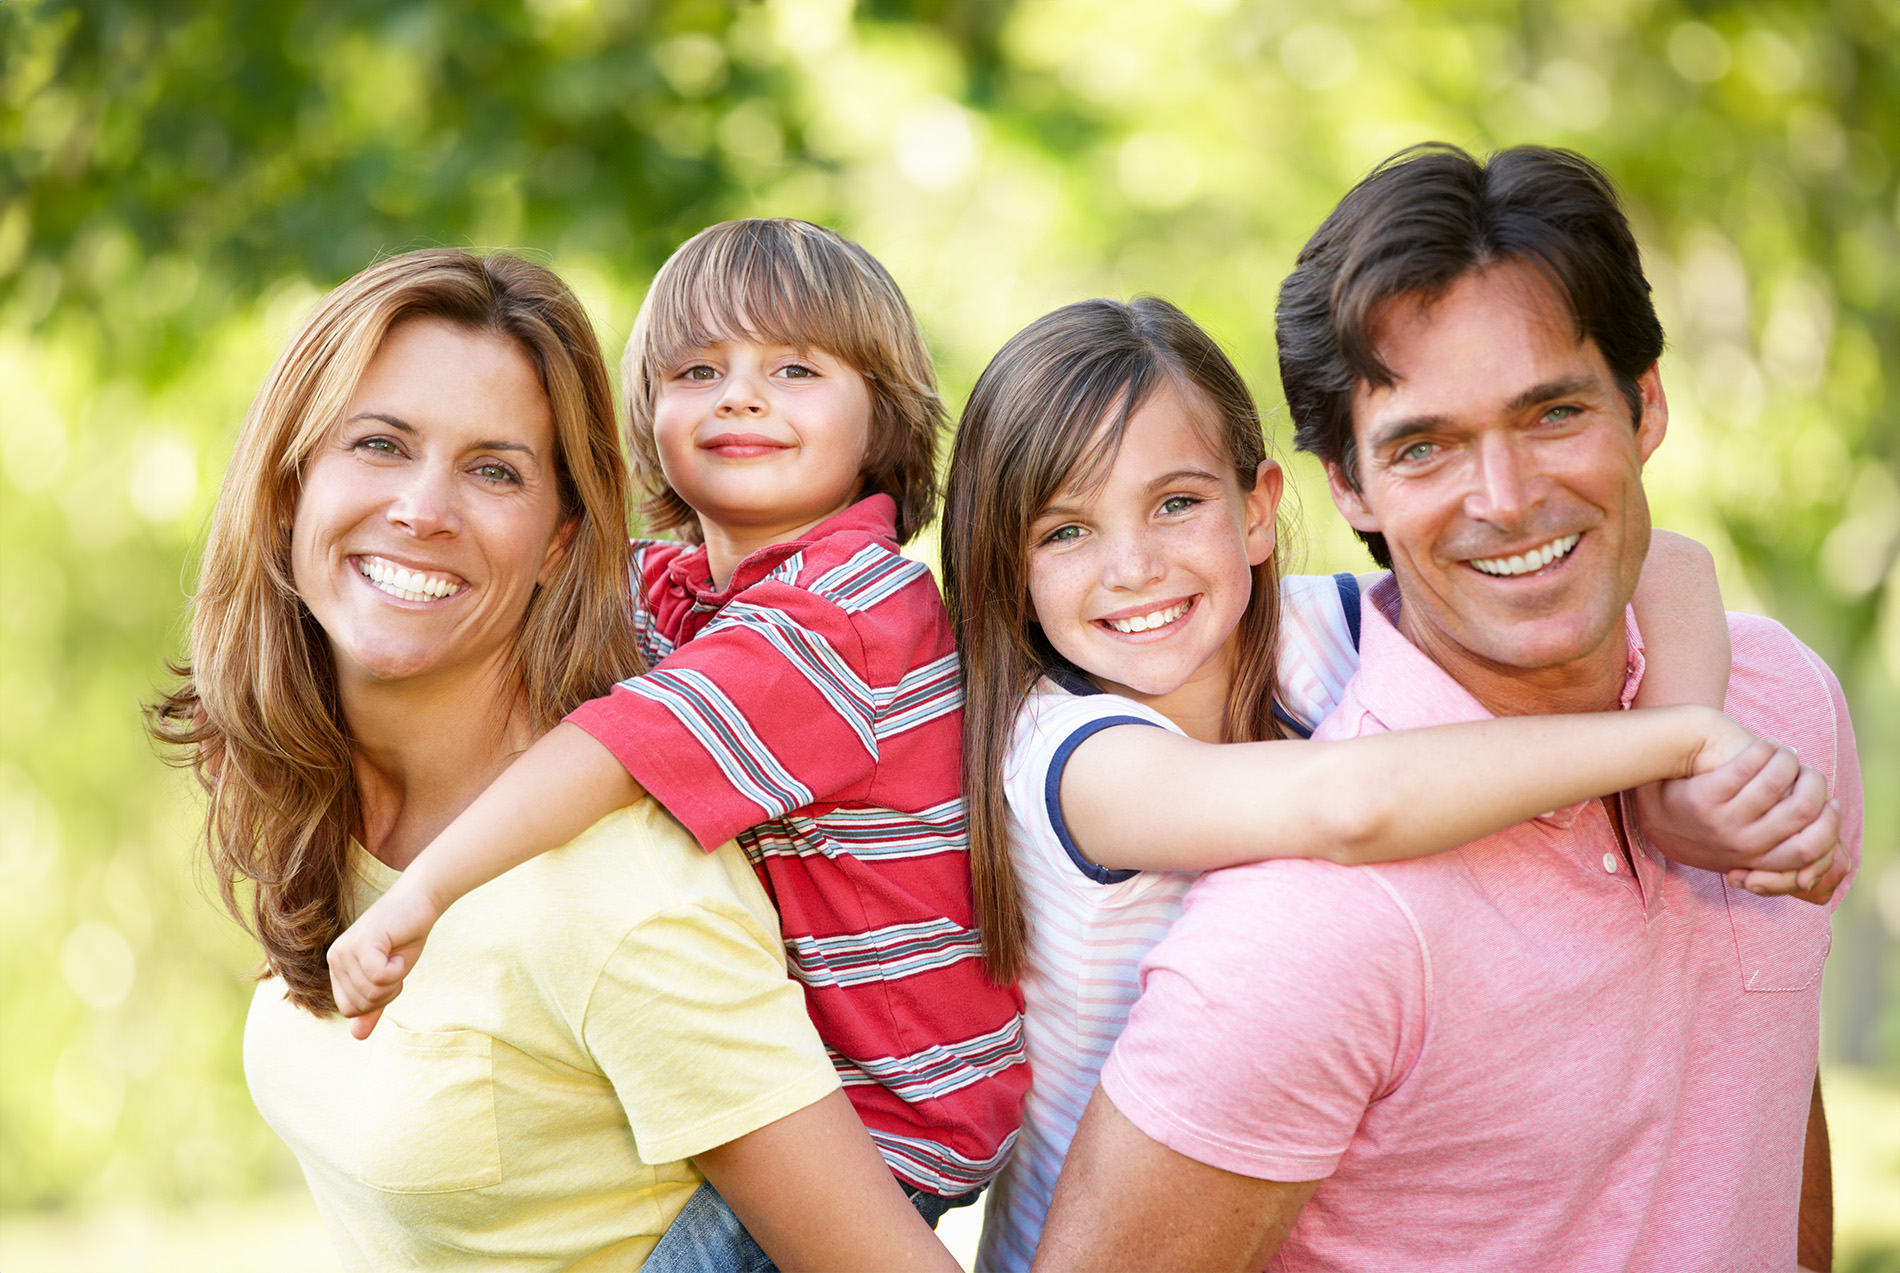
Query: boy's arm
1626 531 1845 901
328 722 642 1036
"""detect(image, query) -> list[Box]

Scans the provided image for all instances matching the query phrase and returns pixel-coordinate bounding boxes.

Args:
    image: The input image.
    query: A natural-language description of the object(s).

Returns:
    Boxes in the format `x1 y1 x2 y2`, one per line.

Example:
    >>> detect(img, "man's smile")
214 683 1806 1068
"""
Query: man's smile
1467 532 1582 578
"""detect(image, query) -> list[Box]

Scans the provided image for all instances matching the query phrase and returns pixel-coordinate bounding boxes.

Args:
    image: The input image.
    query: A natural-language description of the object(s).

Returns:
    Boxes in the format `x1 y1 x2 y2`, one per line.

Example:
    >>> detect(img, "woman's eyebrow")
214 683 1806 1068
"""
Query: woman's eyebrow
346 412 540 458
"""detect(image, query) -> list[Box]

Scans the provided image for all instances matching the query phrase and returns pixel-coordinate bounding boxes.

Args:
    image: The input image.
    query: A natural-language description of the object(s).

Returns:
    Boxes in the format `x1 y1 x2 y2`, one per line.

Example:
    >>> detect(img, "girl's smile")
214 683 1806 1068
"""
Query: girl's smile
1027 382 1281 733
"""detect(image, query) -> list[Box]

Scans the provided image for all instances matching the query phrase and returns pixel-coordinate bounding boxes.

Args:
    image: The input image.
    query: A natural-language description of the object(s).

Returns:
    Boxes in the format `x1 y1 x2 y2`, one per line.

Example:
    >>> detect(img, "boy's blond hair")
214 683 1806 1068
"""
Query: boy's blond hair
623 218 945 545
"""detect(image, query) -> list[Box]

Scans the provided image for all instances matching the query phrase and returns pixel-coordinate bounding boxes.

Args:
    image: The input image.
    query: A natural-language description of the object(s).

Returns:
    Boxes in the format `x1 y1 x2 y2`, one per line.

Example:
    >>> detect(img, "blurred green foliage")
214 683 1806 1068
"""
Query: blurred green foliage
2 0 1895 1220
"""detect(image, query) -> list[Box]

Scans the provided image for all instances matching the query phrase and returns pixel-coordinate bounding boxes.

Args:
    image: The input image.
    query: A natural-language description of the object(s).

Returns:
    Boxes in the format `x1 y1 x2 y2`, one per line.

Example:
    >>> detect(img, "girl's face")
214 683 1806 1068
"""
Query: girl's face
1027 382 1282 721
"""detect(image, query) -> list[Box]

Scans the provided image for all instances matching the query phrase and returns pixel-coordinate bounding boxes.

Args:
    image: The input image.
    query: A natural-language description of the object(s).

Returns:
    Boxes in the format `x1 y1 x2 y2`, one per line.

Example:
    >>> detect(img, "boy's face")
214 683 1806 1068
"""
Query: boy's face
651 335 874 552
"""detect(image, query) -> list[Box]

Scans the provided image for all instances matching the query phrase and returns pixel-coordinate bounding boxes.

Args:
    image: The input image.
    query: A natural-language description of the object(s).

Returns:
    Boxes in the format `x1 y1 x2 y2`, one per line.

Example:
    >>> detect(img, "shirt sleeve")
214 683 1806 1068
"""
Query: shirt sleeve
1100 859 1428 1182
1276 574 1366 734
567 580 878 850
1005 692 1184 887
584 899 841 1166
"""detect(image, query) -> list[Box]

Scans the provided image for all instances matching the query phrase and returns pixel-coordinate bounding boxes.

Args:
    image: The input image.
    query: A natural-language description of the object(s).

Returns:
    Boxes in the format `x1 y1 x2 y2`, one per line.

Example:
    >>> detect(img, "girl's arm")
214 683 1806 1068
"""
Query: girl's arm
1626 530 1844 900
693 1089 961 1273
328 722 642 1035
1060 703 1782 873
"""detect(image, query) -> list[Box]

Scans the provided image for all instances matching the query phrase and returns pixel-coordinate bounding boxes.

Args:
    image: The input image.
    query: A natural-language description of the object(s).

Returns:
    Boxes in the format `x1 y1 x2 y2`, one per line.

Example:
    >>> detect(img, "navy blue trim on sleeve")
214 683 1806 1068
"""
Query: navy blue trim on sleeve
1044 715 1161 884
1041 657 1102 698
1334 572 1362 651
1271 701 1315 739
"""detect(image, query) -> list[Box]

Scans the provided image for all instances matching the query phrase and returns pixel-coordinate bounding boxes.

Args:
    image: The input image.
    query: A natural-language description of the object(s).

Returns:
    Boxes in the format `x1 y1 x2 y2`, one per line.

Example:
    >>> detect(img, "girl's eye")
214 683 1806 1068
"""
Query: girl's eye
1160 495 1200 515
1041 524 1083 545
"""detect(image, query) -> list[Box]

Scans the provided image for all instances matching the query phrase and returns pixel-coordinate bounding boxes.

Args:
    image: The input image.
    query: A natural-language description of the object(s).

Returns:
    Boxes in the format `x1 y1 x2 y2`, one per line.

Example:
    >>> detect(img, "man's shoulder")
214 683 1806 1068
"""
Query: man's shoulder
1723 611 1853 774
1168 856 1426 973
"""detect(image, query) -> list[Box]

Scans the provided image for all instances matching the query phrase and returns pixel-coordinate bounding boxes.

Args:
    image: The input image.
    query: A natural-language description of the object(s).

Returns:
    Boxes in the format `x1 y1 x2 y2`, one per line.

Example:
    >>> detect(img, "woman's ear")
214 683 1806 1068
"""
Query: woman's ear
1244 460 1284 567
538 516 579 586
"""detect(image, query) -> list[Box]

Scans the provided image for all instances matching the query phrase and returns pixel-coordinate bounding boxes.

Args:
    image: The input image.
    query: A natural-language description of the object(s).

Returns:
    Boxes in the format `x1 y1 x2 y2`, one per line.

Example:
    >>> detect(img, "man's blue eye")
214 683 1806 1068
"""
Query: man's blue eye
1399 441 1435 463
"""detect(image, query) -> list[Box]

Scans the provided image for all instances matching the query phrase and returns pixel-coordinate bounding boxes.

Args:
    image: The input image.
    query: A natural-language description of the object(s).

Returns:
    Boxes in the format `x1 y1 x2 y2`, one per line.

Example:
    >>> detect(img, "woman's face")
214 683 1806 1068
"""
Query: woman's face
290 318 571 694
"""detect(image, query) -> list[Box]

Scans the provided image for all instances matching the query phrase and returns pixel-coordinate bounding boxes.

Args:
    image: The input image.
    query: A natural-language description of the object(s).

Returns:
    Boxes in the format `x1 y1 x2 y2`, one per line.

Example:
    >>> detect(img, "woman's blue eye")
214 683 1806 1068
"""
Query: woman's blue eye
475 462 520 485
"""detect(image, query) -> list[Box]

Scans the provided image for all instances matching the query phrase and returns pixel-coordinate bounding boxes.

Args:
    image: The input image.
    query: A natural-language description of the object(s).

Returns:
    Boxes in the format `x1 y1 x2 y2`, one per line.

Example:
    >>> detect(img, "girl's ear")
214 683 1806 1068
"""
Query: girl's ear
1244 460 1284 567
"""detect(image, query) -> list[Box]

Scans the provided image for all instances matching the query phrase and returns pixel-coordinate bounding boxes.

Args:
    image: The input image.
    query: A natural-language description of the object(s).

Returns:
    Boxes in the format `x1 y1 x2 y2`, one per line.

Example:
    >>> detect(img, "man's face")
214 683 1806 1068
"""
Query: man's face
1327 263 1667 711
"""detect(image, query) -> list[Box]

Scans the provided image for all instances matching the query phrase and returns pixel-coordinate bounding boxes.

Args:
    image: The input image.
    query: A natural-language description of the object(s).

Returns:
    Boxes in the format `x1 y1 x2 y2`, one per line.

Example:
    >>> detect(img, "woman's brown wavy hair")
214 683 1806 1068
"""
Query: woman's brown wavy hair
942 297 1288 984
148 248 639 1013
622 218 945 544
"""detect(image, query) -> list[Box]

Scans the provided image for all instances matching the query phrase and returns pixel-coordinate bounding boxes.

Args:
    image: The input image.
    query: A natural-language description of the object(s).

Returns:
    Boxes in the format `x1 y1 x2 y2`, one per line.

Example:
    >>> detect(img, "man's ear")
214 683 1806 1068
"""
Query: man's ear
1326 461 1380 534
1634 363 1668 464
1244 460 1284 567
538 516 579 586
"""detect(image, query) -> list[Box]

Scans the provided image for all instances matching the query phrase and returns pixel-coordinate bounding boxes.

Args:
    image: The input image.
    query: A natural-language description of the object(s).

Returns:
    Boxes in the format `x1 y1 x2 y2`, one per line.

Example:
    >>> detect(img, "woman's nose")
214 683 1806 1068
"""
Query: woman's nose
384 464 460 536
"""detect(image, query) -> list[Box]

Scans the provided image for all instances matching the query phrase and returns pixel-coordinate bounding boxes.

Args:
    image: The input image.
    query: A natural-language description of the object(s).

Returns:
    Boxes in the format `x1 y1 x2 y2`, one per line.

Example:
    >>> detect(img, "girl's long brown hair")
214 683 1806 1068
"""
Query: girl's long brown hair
942 297 1288 984
148 249 640 1013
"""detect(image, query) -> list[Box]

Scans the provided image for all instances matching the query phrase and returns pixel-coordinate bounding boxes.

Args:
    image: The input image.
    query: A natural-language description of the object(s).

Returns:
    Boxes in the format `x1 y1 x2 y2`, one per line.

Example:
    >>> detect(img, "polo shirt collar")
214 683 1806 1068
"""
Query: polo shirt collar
660 494 901 603
1353 575 1649 826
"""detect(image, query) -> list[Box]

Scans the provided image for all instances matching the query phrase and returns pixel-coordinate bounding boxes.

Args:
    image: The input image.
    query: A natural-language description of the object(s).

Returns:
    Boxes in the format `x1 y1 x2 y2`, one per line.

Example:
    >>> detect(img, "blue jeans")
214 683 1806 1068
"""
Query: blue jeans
646 1179 982 1273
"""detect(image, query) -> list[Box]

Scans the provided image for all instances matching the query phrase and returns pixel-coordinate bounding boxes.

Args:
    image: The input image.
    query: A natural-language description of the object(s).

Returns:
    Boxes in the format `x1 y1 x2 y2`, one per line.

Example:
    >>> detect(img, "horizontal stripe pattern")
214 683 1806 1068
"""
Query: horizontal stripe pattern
586 502 1026 1199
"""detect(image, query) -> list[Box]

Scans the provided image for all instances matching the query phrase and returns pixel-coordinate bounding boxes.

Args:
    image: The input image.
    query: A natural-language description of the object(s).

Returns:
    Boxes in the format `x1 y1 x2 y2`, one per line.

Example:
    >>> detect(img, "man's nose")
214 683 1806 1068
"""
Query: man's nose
385 464 460 537
1461 436 1550 530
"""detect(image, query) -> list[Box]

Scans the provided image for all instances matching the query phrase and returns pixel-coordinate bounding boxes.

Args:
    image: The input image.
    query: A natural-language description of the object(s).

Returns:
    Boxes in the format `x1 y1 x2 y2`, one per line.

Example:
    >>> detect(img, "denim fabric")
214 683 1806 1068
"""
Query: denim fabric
645 1181 987 1271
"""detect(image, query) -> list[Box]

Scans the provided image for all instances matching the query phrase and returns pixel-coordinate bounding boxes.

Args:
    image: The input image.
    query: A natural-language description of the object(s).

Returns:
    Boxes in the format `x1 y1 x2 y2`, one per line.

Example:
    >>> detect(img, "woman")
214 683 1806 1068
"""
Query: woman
151 249 957 1271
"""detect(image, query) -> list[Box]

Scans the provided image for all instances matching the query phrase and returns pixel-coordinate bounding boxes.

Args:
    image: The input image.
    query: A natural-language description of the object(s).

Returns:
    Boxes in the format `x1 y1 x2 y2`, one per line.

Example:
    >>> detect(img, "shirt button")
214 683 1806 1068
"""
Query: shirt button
1602 852 1619 874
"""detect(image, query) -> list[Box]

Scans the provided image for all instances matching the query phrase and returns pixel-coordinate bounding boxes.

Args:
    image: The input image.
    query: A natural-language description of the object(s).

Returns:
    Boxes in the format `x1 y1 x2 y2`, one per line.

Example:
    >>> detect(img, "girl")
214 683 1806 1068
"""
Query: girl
939 296 1829 1271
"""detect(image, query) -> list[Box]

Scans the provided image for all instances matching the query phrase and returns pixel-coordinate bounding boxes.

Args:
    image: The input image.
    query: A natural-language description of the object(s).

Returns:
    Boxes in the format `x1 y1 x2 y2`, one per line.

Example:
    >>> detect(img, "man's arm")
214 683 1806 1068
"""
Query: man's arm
1799 1072 1832 1272
1033 1086 1320 1272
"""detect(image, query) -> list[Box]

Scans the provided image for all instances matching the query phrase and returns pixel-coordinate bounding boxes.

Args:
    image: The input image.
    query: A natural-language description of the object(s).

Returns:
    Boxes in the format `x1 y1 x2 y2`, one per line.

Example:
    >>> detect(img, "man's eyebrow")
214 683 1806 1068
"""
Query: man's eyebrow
1367 375 1609 454
345 412 540 458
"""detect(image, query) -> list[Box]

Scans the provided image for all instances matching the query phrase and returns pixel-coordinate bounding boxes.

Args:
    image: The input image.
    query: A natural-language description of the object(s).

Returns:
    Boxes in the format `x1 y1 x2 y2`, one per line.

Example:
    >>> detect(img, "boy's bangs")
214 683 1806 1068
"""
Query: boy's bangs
643 228 876 371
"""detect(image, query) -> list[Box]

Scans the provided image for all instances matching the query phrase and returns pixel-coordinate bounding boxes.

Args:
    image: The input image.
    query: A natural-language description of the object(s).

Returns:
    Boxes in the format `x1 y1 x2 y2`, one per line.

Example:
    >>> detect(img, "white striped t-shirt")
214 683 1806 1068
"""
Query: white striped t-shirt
974 573 1366 1272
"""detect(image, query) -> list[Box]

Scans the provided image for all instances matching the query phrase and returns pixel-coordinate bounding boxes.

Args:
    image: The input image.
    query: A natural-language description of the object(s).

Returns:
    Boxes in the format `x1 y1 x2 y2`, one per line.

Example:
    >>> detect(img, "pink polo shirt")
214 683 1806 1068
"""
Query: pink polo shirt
1101 575 1861 1272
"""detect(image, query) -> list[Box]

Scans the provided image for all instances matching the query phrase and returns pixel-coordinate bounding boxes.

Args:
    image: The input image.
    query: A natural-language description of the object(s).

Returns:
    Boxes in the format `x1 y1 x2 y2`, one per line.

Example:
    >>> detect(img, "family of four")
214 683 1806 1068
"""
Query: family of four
155 142 1858 1271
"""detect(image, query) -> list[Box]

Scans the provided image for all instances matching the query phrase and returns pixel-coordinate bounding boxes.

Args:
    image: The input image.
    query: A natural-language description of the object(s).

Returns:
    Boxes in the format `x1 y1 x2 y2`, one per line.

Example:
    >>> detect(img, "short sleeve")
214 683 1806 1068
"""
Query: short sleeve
586 900 839 1166
1276 574 1367 734
568 581 878 850
1005 691 1183 887
1101 860 1427 1181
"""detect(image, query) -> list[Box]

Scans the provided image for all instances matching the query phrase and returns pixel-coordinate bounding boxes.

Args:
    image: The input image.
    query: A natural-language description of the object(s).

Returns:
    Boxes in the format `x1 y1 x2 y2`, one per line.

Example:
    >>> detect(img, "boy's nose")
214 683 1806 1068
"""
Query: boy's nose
715 370 769 416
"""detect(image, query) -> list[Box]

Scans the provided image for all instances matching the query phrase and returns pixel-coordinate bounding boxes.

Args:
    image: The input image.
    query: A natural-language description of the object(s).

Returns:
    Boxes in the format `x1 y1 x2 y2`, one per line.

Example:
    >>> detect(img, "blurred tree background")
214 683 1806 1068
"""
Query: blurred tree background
3 0 1897 1263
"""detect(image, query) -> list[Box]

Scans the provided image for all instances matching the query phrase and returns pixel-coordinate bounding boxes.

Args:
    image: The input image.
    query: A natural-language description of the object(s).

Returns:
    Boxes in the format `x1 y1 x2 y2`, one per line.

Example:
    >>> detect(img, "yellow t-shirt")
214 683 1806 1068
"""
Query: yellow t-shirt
243 799 839 1271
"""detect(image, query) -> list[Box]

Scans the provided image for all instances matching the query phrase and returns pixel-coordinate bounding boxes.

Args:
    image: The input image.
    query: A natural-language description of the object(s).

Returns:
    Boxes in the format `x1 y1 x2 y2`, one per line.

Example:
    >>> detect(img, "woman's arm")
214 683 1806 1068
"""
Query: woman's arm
693 1089 961 1273
329 722 642 1034
1060 704 1781 873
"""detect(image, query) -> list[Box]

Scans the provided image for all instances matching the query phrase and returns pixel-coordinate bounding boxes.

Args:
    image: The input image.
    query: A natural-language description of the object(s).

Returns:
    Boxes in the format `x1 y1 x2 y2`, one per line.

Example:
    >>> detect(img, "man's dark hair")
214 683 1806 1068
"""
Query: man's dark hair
1276 143 1664 567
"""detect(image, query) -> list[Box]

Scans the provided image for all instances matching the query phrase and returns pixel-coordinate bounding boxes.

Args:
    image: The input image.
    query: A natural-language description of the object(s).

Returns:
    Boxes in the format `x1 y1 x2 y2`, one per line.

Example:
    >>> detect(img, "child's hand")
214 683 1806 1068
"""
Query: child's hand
328 876 443 1039
1634 729 1843 904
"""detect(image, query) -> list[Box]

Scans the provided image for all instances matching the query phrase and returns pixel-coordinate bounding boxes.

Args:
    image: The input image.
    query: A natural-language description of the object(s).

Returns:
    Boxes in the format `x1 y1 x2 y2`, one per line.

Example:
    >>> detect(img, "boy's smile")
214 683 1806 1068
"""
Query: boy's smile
652 336 873 585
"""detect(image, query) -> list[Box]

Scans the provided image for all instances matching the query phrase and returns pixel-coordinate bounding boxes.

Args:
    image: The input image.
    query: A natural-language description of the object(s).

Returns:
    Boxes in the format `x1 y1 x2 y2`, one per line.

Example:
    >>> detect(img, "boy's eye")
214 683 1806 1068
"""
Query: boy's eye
684 365 719 381
780 363 814 379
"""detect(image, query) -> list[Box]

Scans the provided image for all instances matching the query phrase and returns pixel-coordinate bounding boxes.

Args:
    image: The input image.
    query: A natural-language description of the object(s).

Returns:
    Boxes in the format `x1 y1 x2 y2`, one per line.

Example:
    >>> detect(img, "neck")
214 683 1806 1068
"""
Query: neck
1094 652 1234 745
338 660 540 870
698 498 858 590
1396 600 1630 717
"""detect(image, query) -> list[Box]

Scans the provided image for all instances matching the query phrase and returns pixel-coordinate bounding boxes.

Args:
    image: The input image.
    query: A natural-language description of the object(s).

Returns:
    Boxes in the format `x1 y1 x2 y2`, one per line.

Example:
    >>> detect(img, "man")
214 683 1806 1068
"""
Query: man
1035 145 1860 1272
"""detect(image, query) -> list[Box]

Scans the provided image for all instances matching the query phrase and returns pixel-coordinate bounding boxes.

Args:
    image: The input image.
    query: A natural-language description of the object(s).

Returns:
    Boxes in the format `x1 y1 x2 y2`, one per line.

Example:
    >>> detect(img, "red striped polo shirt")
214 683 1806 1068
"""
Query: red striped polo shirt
566 495 1029 1196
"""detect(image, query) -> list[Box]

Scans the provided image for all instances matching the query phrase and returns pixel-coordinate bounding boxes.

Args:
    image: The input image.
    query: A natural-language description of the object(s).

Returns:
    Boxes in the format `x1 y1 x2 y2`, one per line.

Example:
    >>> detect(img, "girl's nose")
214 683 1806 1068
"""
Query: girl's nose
1101 527 1166 589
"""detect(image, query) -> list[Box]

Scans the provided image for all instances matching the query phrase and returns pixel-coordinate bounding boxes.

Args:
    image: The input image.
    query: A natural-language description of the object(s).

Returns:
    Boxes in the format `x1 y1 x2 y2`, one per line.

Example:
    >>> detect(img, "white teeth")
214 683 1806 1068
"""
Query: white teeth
1105 601 1191 634
1470 534 1580 577
356 557 462 602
